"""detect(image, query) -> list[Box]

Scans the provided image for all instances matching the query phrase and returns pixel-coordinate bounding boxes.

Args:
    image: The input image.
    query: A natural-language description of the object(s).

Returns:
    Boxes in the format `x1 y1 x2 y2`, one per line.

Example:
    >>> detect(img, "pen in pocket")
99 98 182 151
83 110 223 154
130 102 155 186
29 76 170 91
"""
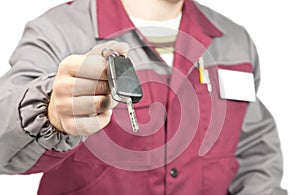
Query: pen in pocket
198 57 212 95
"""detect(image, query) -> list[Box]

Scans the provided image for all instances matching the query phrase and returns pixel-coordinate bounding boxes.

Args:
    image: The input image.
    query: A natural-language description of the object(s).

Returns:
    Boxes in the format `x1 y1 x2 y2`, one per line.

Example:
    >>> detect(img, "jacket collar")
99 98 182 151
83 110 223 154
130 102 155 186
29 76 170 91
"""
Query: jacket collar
94 0 223 40
95 0 134 38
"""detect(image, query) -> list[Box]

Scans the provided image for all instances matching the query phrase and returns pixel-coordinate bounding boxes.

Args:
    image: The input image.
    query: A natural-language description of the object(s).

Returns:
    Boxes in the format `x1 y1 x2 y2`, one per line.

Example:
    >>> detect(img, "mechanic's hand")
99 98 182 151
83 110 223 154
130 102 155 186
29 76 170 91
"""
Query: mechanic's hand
48 41 129 136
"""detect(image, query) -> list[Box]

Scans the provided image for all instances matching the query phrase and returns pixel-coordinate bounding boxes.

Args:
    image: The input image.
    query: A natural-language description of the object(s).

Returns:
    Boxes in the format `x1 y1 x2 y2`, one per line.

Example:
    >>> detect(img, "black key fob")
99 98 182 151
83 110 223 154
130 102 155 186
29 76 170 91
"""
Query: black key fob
107 54 143 104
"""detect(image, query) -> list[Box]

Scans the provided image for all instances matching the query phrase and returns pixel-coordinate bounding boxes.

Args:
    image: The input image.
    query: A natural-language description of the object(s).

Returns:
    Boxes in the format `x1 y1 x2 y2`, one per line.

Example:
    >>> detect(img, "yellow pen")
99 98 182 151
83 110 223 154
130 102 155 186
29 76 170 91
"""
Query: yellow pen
198 56 212 95
198 57 205 84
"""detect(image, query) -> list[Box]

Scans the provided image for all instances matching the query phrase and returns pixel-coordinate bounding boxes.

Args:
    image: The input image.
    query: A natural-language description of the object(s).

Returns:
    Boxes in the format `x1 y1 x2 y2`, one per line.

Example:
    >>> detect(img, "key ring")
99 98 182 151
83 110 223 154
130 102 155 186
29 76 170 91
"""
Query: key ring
101 48 119 59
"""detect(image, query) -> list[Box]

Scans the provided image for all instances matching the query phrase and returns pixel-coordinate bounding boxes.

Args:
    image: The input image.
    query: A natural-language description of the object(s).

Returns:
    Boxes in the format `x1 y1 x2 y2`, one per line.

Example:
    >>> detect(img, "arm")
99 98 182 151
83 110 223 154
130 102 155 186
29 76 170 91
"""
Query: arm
0 17 83 174
0 6 127 174
229 99 287 195
229 30 287 195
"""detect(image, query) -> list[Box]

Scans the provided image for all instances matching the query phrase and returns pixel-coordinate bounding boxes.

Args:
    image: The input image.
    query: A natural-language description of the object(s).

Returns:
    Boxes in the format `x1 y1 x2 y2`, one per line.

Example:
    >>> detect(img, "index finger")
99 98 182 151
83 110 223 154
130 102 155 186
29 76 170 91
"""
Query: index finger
63 41 130 80
61 54 108 80
74 41 129 80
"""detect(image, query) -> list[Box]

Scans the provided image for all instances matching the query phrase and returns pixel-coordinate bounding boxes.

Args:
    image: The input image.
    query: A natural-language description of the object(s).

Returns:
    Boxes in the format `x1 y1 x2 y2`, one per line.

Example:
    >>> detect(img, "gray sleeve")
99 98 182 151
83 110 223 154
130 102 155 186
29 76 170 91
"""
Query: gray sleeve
229 99 287 195
0 4 90 174
228 30 287 195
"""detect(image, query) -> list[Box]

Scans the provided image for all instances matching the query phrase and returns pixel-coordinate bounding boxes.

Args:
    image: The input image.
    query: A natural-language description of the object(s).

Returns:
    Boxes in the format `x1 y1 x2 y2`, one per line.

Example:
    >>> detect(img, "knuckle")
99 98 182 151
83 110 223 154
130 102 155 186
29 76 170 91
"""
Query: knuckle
56 78 74 93
66 54 80 63
59 54 83 75
53 99 64 110
56 99 71 114
52 80 62 93
61 117 76 134
60 55 74 68
50 97 70 116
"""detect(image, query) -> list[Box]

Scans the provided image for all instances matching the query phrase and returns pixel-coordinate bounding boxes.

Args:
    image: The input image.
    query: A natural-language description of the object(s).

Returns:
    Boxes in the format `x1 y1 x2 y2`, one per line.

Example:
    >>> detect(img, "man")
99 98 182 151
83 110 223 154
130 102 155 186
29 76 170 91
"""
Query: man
0 0 287 194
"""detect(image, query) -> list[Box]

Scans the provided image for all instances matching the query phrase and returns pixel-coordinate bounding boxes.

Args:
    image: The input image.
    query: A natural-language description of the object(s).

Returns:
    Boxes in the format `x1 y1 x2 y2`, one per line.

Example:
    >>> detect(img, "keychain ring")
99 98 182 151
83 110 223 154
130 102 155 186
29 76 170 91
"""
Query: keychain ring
101 48 119 58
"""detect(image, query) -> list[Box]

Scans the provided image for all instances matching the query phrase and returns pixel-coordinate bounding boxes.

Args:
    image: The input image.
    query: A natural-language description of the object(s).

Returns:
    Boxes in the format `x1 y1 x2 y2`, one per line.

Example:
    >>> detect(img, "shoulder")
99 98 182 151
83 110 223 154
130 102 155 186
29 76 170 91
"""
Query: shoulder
194 2 246 37
194 2 256 66
24 0 95 56
31 0 92 31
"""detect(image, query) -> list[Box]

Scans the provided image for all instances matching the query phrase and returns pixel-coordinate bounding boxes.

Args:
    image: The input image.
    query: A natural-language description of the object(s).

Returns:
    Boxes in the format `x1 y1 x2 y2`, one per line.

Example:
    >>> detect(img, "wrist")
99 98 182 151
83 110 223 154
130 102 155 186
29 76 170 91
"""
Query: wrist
47 93 64 132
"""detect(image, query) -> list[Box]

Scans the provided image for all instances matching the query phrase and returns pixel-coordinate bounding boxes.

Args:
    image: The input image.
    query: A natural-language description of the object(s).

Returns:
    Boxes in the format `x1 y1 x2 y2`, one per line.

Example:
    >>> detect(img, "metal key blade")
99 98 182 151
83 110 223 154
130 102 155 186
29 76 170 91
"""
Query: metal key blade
126 98 139 132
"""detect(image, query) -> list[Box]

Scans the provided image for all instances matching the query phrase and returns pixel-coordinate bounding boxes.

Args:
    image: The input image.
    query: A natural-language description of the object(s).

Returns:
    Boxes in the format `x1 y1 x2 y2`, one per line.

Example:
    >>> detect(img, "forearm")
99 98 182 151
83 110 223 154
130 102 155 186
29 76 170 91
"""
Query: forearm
0 73 83 174
0 14 86 174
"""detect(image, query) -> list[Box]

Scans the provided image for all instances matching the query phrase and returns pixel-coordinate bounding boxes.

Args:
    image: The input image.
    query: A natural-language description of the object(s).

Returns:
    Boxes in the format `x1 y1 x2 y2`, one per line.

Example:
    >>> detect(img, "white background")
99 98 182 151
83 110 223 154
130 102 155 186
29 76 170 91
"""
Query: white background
0 0 299 194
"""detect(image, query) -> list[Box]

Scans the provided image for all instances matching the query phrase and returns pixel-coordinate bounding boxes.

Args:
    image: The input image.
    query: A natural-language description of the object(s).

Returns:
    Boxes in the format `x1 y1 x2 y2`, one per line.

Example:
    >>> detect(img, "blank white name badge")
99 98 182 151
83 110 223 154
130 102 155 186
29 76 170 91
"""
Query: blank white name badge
218 69 256 102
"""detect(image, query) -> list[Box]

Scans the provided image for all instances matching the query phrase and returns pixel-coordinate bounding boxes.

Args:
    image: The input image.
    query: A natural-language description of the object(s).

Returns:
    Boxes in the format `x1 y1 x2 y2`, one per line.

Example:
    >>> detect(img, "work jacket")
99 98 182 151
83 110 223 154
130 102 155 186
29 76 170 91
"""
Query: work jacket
0 0 287 194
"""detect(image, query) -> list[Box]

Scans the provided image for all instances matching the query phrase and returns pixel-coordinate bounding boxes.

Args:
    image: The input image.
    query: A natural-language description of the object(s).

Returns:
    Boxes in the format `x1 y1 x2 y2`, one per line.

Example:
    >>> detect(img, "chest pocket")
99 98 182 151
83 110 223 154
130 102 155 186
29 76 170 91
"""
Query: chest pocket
186 64 253 157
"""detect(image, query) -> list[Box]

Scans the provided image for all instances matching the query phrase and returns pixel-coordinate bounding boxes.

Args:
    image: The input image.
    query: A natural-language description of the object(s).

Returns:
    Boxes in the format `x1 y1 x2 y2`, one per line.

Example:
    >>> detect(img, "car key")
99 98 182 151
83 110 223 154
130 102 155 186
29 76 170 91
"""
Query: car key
104 49 143 132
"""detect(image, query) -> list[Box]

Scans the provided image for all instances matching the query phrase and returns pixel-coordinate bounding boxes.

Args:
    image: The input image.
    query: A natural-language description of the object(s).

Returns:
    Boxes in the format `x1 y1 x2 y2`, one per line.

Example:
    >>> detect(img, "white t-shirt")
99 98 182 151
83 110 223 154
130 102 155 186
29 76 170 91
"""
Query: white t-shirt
129 13 182 67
